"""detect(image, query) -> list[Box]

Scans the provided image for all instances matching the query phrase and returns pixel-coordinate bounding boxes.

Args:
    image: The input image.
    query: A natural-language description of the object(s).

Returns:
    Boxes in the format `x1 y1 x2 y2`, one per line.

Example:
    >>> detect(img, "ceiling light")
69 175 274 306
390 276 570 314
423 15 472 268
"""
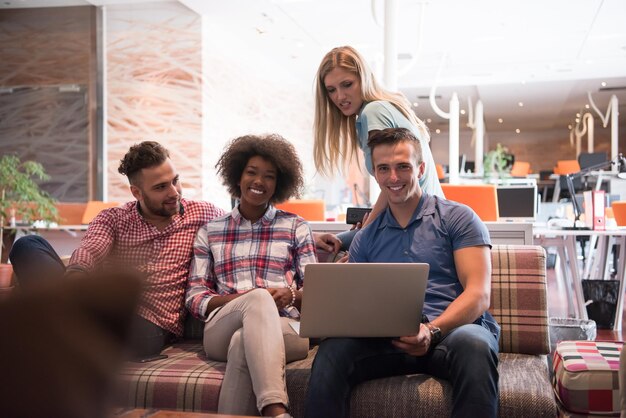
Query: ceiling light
601 81 607 87
435 129 441 134
460 109 466 115
518 102 524 107
568 125 572 130
576 113 580 118
575 118 580 123
426 118 432 123
515 129 521 134
498 118 503 124
412 102 418 107
585 104 590 109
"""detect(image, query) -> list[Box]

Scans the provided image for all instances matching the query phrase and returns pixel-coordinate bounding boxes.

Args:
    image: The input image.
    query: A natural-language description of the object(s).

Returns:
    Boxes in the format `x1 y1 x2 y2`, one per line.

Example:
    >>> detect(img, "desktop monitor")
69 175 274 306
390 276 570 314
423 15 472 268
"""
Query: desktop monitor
578 152 608 170
497 185 538 222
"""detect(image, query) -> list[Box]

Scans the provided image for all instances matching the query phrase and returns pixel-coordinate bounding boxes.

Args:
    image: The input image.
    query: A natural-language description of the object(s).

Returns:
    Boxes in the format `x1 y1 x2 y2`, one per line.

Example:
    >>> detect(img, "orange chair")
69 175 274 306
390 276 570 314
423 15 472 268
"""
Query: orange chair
441 184 499 221
55 203 88 225
275 199 325 221
510 161 531 177
435 164 445 180
554 160 581 175
81 201 120 224
611 201 626 226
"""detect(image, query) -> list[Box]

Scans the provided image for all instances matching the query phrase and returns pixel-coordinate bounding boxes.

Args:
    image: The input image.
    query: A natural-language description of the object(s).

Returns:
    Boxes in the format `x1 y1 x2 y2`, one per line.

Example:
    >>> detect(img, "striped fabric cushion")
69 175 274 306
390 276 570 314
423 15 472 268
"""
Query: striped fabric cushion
490 245 550 355
116 342 225 412
552 340 623 415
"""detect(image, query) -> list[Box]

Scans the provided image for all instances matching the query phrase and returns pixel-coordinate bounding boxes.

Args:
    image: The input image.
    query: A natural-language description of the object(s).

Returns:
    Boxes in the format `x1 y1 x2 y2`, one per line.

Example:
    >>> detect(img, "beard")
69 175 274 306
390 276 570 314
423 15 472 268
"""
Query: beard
143 195 180 217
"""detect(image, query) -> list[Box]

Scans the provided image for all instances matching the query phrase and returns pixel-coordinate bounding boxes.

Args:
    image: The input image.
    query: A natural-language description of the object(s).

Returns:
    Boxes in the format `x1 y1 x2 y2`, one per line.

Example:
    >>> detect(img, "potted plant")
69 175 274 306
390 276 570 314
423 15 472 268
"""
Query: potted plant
483 143 514 181
0 155 58 287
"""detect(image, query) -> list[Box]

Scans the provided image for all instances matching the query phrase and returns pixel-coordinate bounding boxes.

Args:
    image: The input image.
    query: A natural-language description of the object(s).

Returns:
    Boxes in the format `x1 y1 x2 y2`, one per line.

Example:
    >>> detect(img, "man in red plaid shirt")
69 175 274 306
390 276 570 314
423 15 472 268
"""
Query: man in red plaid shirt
10 141 225 360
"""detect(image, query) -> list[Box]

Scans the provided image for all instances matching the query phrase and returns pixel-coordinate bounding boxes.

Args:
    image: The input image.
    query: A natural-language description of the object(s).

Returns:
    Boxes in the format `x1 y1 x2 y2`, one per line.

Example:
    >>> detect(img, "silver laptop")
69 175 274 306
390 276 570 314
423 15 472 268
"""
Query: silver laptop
295 263 429 338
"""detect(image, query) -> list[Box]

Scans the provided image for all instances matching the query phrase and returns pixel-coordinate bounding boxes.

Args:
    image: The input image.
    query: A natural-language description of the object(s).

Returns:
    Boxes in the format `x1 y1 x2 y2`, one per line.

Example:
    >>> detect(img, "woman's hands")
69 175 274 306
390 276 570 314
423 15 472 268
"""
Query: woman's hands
267 287 295 309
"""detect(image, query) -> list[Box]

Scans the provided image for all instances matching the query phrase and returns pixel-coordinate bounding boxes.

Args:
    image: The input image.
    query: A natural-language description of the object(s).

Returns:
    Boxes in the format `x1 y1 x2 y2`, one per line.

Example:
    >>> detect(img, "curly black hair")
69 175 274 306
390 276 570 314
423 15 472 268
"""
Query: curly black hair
118 141 170 185
216 134 304 204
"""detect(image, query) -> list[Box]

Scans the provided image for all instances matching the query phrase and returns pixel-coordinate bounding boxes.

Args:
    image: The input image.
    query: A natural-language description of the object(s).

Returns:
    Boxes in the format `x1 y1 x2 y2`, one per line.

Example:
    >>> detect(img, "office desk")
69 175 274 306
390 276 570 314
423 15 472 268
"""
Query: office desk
534 227 626 330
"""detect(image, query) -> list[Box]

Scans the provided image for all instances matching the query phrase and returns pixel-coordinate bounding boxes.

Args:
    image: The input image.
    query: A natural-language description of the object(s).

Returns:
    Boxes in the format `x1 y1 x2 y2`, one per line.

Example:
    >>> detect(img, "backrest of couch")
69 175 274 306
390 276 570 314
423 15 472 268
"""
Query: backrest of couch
490 244 549 355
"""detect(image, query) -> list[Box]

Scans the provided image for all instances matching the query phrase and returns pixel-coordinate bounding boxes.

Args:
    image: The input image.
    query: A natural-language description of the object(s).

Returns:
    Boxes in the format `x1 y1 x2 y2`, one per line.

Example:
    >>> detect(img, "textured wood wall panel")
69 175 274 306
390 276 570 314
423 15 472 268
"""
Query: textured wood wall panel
105 4 203 202
0 7 94 202
0 7 93 87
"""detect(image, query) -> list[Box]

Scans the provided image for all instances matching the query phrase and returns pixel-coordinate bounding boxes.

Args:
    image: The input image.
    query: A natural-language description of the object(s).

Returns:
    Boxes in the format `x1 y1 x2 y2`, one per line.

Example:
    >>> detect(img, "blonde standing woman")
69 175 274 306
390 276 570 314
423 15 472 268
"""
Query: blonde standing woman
314 45 443 247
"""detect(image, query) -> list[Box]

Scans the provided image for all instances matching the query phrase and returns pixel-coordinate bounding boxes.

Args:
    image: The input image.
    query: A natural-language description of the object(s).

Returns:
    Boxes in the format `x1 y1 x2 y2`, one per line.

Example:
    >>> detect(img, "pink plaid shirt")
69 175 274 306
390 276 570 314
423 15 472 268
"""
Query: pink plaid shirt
68 198 225 335
186 205 317 320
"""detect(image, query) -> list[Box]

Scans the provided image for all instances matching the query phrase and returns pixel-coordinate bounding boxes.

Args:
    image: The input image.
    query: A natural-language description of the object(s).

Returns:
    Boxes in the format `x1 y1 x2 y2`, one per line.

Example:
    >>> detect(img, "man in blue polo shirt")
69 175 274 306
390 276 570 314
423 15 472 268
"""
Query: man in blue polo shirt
304 127 500 418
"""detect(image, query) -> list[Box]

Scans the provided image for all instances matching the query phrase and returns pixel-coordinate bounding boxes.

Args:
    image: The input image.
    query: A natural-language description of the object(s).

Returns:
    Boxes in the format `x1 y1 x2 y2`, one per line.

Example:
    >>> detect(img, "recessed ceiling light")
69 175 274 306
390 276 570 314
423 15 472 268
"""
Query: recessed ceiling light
576 113 581 118
460 109 466 115
601 81 607 87
585 104 590 109
518 102 524 107
568 125 572 130
498 118 503 123
435 129 441 134
515 129 521 134
426 118 432 123
575 118 580 123
412 102 418 107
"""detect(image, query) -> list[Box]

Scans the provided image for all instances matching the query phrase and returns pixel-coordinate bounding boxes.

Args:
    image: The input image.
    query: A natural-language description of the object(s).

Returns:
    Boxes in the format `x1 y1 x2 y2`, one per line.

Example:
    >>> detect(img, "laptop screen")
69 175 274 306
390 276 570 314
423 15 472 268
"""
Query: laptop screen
497 185 538 222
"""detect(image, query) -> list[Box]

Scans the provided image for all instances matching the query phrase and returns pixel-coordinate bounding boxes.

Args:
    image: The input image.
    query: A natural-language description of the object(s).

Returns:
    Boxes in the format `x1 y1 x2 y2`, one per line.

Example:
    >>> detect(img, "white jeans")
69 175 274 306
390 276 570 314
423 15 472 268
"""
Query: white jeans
203 289 309 415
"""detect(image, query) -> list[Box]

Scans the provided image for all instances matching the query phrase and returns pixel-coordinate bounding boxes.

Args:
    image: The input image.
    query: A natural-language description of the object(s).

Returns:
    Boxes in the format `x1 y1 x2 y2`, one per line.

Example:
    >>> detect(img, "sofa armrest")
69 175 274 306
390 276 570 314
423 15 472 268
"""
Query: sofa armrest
490 245 550 355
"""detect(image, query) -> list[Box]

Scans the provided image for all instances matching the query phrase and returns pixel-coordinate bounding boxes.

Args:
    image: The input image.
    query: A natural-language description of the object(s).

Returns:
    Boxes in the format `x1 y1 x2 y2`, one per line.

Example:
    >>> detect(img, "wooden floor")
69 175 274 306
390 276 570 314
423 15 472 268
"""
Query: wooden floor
547 266 624 341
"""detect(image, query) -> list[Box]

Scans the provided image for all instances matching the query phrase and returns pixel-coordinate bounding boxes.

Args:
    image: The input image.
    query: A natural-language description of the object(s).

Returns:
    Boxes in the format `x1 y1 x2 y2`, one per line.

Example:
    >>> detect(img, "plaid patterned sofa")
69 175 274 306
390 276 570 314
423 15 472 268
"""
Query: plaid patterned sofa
116 244 557 417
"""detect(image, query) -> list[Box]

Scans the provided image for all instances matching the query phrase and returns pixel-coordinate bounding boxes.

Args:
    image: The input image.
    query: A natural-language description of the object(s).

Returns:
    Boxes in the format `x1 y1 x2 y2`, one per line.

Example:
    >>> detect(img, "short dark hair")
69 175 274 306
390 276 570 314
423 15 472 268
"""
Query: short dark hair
367 127 423 165
118 141 170 185
216 134 304 204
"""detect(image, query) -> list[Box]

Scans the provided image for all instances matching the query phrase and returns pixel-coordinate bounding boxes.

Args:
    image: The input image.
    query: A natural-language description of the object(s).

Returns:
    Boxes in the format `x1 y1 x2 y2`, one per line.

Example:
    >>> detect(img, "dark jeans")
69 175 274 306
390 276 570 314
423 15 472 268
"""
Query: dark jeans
9 235 172 360
304 324 499 418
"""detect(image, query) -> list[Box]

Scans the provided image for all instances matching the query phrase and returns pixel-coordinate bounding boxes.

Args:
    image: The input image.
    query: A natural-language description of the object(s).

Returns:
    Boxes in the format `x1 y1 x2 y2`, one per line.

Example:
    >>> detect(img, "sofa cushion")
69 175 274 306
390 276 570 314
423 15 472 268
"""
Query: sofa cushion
116 342 224 412
491 245 550 355
117 342 557 417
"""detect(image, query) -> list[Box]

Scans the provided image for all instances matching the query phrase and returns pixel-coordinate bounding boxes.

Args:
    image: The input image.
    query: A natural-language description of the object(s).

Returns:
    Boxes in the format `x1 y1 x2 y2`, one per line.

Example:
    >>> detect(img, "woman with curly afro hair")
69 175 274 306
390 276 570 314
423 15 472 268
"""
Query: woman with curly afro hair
185 134 316 418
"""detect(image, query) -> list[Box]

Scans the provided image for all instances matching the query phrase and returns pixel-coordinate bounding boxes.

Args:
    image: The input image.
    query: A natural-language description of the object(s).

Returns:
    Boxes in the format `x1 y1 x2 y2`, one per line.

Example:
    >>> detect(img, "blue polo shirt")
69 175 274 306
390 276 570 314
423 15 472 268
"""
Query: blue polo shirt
349 193 499 338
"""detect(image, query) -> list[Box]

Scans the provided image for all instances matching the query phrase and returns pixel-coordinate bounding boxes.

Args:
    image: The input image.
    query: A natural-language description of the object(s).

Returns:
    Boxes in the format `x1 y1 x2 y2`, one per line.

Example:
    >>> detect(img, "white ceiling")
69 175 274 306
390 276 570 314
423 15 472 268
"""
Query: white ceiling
179 0 626 137
3 0 626 139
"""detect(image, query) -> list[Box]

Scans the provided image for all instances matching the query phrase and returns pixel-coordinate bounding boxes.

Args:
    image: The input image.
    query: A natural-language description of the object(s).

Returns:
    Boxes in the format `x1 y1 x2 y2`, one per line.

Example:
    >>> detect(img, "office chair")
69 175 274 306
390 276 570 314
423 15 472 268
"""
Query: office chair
435 164 445 180
441 184 499 221
81 201 120 224
510 161 531 177
275 199 326 221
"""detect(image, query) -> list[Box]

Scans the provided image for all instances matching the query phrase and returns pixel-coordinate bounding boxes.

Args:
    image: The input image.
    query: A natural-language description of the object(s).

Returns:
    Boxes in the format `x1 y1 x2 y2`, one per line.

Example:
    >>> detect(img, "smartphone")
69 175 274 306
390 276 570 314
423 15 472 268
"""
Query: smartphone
132 354 168 363
346 207 372 225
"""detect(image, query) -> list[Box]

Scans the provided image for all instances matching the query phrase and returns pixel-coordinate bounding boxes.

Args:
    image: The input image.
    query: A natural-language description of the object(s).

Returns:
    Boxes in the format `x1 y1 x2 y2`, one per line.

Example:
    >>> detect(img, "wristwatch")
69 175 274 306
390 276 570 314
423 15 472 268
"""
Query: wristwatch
425 322 442 348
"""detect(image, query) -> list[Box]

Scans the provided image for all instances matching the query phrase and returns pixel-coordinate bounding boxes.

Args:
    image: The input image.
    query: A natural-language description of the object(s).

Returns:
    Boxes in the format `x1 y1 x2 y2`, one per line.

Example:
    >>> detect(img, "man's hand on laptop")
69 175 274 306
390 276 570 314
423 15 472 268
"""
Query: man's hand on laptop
391 324 431 357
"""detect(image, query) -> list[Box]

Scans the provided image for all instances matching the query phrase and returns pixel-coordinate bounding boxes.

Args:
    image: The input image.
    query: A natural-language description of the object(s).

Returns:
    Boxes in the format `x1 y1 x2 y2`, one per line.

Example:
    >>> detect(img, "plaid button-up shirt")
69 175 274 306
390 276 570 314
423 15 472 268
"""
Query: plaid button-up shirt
186 205 317 321
68 199 225 335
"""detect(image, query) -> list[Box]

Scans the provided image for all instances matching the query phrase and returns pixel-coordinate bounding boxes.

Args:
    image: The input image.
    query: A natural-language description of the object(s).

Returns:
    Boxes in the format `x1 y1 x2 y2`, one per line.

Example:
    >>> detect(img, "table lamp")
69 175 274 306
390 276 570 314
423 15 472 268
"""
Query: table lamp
563 153 626 229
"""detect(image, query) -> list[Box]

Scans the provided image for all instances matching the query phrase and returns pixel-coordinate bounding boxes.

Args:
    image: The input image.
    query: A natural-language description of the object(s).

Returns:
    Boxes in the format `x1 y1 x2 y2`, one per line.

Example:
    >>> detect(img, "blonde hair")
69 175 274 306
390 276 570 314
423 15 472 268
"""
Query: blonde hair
313 45 429 176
